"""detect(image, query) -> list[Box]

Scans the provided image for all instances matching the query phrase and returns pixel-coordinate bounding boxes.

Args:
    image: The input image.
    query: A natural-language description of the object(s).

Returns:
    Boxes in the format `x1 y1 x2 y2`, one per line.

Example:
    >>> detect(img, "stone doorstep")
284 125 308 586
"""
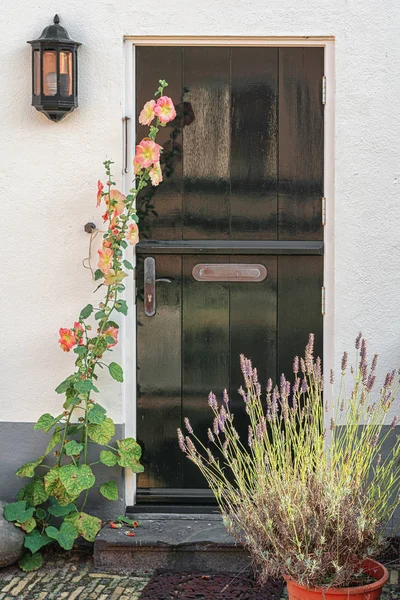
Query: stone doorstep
93 513 250 574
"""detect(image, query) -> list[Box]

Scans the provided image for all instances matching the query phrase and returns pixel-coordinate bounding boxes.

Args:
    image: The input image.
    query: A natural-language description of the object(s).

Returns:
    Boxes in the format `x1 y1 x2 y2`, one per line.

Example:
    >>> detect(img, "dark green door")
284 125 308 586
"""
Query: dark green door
135 46 324 502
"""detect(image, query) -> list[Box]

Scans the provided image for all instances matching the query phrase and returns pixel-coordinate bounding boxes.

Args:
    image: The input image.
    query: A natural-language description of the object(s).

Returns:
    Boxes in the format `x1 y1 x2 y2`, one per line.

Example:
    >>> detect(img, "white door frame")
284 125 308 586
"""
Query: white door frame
122 36 335 506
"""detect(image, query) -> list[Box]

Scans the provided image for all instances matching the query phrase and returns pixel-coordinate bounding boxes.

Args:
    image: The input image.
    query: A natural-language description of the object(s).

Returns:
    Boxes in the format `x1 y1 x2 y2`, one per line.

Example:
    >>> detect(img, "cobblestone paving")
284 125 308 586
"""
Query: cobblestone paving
0 550 399 599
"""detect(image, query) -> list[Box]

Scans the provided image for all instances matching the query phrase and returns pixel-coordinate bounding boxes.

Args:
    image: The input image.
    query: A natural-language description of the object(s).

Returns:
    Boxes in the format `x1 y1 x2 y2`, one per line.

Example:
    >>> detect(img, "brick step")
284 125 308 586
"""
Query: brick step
94 512 249 573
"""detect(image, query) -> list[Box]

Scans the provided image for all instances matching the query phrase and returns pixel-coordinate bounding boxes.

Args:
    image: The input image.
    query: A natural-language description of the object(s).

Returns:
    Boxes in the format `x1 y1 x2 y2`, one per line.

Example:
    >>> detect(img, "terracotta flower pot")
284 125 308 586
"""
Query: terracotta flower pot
283 559 388 600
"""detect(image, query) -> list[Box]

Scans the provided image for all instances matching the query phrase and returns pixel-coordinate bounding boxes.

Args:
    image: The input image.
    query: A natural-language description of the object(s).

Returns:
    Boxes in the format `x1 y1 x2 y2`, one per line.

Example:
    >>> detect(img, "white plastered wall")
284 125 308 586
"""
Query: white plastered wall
1 1 400 436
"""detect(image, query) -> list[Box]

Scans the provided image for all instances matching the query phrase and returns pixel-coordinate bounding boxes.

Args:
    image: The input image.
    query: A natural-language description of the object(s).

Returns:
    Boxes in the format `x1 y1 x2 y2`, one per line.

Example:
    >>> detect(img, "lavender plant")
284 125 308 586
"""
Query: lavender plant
179 334 400 588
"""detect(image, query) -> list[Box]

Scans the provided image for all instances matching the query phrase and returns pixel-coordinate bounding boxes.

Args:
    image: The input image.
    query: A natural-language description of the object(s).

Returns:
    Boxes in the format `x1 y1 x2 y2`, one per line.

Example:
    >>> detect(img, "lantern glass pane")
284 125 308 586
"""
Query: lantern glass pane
60 51 73 97
33 50 40 96
43 51 57 96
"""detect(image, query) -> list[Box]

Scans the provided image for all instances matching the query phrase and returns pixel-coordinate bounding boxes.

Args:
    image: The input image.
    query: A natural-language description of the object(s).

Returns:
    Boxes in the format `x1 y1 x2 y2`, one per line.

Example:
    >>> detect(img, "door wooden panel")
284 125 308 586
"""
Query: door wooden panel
135 46 324 499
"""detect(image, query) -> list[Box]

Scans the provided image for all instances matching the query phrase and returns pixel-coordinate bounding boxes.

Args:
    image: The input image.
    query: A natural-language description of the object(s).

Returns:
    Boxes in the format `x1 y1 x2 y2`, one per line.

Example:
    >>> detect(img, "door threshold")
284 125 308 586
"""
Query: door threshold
126 504 220 515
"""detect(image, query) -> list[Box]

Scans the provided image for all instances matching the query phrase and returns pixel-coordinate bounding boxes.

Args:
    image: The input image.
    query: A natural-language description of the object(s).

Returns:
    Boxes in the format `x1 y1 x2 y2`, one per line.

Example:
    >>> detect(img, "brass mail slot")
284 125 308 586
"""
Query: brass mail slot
192 263 267 283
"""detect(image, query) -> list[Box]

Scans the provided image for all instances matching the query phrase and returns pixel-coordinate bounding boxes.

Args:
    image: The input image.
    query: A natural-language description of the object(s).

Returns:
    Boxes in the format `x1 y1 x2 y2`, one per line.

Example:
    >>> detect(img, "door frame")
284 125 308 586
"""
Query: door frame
122 36 335 506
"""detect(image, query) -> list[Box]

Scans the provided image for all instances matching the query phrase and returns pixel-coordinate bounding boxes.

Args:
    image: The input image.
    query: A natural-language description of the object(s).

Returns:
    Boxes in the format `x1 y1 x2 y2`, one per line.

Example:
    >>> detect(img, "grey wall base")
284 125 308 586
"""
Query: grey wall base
0 422 125 521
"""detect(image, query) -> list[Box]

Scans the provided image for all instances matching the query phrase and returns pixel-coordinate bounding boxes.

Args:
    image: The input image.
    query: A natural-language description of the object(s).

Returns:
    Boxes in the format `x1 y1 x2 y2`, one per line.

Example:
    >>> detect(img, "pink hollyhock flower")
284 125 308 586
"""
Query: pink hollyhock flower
98 247 114 274
133 157 142 175
126 223 139 246
74 322 85 346
149 162 163 186
139 99 156 126
107 190 126 217
135 138 162 169
154 96 176 124
59 328 77 352
104 325 119 348
97 180 104 207
104 269 128 286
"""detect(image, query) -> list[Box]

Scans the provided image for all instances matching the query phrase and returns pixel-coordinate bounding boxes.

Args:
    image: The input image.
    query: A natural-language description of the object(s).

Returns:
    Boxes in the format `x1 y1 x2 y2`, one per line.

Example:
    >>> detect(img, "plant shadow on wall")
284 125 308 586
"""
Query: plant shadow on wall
4 81 177 572
179 334 400 598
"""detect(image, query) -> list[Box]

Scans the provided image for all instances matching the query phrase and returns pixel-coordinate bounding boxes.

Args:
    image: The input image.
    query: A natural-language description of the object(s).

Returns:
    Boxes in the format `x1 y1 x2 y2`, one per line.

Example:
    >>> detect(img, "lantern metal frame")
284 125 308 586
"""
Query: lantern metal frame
27 15 81 122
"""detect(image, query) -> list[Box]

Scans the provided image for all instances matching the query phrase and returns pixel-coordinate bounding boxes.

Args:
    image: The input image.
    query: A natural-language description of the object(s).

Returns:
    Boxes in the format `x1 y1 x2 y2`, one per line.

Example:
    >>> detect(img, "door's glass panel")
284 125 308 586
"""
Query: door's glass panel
278 48 324 240
182 48 231 240
230 48 278 239
33 50 40 96
137 255 182 488
136 47 183 241
60 51 73 96
277 255 323 379
43 51 57 96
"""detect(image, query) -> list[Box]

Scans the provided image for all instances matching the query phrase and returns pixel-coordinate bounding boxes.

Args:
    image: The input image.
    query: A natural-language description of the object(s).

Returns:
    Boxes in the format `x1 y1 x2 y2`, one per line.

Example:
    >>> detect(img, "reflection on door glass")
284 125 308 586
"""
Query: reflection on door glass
33 50 40 96
43 51 57 96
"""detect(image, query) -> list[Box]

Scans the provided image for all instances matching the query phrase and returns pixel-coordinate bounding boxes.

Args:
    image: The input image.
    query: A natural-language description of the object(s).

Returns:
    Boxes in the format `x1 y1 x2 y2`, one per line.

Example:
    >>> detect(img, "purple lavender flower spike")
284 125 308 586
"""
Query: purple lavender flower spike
371 353 378 373
390 416 399 430
207 428 215 443
253 368 259 384
184 417 193 434
223 388 229 405
266 378 273 393
293 377 300 395
371 433 379 447
355 332 362 350
256 422 262 440
301 379 308 393
330 417 335 431
208 392 218 410
341 351 348 373
177 428 186 452
206 448 215 464
280 373 286 395
367 373 376 393
329 369 334 385
300 358 306 373
293 356 299 374
186 437 196 454
248 425 254 447
261 416 267 434
213 417 220 436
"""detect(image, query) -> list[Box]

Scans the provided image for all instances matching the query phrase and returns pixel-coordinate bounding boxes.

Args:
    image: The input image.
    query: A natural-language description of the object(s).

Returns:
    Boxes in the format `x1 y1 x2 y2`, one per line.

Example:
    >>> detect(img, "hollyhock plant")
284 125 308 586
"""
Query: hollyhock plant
7 80 175 573
135 138 162 169
154 96 176 124
139 99 156 126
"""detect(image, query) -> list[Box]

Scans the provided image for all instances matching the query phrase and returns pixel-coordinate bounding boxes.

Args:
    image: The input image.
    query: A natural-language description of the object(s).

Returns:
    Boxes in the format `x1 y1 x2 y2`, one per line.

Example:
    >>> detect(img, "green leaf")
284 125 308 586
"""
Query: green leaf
35 508 47 520
24 530 52 553
65 512 101 542
131 214 139 223
74 346 87 355
21 517 36 533
116 515 139 527
59 464 95 498
34 414 62 433
120 239 128 249
123 260 134 270
4 501 35 523
79 304 93 320
45 428 63 454
109 362 124 383
94 268 104 281
100 481 118 501
47 500 76 518
95 310 106 321
64 441 84 457
88 404 107 425
17 478 48 507
99 450 118 467
19 552 43 572
63 397 81 409
55 377 74 394
66 424 82 435
106 336 116 345
115 300 128 316
105 321 119 329
46 522 79 550
116 438 144 473
44 468 77 507
88 417 115 445
16 456 45 479
74 380 93 394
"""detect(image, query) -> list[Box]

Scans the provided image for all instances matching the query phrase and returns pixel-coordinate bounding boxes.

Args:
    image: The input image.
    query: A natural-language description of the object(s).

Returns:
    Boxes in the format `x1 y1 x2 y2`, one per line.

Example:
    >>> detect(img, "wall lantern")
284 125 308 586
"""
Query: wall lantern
27 15 81 122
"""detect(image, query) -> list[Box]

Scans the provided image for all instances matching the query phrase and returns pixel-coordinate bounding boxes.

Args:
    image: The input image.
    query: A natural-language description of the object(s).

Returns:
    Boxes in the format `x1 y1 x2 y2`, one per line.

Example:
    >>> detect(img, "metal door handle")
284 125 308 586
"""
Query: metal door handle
144 257 172 317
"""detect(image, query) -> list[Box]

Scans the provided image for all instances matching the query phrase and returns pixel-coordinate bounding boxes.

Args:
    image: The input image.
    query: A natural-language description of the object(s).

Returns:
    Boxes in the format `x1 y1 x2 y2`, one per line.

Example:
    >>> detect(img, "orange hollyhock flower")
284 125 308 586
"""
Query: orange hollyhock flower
74 322 85 346
107 190 126 218
149 162 163 186
97 180 104 207
139 99 156 126
154 96 176 124
126 223 139 246
103 269 128 286
133 156 142 175
135 138 162 169
59 328 77 352
104 326 119 348
98 247 114 275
